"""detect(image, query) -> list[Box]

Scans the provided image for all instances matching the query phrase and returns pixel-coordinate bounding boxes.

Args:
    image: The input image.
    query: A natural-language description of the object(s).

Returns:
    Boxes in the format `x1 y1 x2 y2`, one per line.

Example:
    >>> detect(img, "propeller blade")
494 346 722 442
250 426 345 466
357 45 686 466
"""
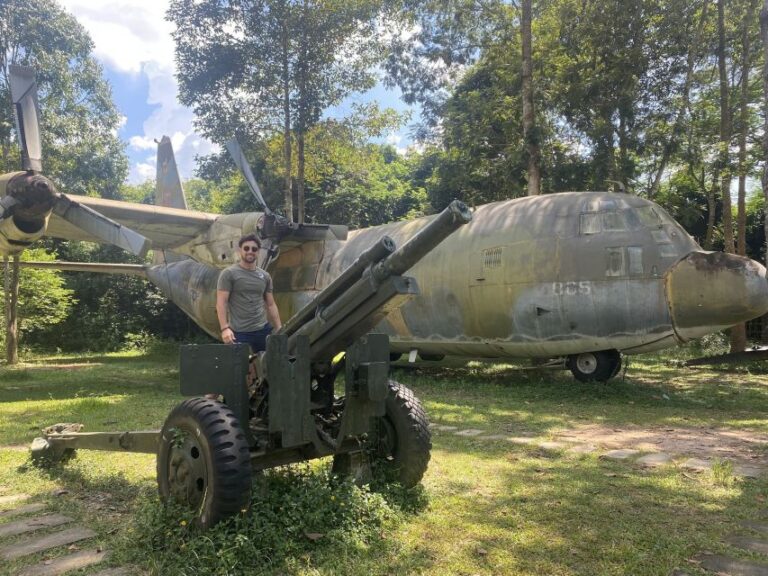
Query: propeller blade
225 138 271 214
9 65 43 172
53 195 150 257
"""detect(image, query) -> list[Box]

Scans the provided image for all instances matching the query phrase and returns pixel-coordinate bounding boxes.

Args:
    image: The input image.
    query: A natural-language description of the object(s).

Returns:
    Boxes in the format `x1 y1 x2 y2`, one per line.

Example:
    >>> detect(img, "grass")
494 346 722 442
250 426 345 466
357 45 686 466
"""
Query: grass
0 346 767 574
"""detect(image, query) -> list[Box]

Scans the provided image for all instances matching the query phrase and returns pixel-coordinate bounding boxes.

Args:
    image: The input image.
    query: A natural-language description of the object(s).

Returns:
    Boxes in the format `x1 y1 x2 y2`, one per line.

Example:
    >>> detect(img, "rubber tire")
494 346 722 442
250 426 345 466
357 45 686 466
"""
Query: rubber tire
567 350 622 383
373 380 432 487
157 398 252 529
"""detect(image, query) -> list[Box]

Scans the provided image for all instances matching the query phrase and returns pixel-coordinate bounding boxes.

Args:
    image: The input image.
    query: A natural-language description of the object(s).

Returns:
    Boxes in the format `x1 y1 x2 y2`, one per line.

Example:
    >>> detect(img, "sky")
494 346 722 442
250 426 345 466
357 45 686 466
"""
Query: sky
57 0 415 184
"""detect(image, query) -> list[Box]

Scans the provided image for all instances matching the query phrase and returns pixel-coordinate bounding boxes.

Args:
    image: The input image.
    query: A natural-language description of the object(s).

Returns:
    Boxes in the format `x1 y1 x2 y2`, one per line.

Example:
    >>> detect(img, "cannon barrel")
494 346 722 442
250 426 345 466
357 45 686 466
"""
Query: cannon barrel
284 200 472 361
280 235 396 338
371 200 472 281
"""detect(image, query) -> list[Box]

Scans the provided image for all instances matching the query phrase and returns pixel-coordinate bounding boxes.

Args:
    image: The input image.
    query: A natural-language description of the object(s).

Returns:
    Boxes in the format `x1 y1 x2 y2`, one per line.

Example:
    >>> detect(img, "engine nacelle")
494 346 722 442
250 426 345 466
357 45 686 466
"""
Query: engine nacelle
0 213 49 255
0 171 56 255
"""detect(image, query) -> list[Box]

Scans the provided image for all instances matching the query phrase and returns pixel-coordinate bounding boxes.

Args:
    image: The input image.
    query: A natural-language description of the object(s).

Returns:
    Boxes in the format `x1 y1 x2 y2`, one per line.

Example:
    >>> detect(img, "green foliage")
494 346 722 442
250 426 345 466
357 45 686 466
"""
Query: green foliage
119 464 416 574
0 249 74 341
24 241 206 352
710 458 735 488
195 105 427 226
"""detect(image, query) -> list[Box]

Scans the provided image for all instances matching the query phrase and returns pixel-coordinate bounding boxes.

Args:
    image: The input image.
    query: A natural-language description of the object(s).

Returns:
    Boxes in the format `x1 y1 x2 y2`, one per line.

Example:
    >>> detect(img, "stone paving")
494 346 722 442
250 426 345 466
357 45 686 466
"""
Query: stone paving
0 494 140 576
428 421 768 479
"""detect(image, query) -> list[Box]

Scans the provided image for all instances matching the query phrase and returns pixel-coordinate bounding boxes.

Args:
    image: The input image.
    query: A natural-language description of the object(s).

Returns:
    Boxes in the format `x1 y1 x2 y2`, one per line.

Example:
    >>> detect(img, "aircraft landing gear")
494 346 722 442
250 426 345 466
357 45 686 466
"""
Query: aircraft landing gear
567 350 622 382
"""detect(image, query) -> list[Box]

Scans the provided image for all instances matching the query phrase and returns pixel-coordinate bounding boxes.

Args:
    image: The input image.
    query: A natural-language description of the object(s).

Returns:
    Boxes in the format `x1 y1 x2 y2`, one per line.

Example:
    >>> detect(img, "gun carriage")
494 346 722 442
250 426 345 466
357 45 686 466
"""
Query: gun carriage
31 201 472 528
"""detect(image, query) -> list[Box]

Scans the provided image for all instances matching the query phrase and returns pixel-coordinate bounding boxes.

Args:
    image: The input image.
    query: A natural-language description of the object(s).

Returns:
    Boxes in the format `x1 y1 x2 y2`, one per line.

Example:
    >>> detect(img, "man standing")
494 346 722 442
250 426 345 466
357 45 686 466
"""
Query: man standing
216 234 282 352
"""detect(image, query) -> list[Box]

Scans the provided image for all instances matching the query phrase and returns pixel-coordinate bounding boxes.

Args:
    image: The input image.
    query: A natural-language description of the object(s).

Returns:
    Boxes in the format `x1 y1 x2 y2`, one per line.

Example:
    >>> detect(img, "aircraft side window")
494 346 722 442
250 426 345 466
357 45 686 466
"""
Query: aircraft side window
651 229 670 244
580 213 601 235
605 247 625 276
602 211 627 232
627 246 644 275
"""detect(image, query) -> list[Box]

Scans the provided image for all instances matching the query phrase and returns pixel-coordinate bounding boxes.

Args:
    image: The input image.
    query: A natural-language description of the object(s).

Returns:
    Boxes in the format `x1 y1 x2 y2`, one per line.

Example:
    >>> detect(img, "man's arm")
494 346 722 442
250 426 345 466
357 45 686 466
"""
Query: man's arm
216 289 236 344
264 292 282 331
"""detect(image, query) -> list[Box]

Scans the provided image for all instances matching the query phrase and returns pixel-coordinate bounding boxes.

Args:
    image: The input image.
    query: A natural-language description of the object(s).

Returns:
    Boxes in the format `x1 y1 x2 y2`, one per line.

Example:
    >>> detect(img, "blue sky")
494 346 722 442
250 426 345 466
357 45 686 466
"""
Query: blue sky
58 0 417 185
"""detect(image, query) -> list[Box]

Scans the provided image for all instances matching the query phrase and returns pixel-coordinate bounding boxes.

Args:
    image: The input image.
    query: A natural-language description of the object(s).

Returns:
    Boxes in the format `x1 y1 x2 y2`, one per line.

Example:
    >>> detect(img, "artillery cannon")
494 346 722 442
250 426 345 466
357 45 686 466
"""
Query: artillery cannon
31 200 472 528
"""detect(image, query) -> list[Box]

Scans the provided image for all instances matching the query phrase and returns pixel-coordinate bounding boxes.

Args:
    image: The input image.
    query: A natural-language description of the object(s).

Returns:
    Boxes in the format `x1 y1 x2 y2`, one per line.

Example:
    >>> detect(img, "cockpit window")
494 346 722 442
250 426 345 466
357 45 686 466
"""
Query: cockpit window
637 206 663 228
580 211 628 235
580 213 601 235
602 211 628 231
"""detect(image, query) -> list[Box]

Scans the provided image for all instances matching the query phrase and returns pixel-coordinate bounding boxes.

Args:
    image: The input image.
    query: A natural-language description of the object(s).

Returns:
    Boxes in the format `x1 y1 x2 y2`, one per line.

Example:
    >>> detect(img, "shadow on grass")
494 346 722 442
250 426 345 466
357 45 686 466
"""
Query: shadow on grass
428 449 768 575
393 362 768 436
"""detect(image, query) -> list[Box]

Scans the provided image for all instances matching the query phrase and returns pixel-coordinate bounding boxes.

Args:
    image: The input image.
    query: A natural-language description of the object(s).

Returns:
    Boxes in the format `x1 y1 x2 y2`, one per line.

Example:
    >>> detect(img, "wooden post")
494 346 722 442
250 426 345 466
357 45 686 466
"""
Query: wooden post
5 255 18 364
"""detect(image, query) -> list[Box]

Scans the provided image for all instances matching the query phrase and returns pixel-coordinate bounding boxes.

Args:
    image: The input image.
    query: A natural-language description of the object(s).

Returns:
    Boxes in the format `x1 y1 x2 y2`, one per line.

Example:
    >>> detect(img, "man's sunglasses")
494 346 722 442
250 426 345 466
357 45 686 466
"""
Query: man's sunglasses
241 245 259 252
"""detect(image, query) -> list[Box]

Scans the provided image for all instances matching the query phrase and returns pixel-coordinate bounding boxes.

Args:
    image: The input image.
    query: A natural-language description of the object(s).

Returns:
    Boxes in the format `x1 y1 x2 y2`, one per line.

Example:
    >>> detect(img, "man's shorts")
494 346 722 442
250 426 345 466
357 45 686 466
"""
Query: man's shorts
233 323 273 353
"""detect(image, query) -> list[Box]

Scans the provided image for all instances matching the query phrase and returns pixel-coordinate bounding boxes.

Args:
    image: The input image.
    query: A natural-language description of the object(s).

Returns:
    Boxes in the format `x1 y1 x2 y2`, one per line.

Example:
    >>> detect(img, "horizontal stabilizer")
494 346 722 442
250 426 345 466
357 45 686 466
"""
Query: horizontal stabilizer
19 261 148 277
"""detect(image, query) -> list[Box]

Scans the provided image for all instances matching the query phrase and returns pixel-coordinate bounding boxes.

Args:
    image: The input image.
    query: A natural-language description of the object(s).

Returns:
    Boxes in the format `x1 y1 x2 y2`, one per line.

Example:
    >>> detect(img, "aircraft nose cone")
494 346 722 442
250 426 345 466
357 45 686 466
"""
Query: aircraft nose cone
666 251 768 341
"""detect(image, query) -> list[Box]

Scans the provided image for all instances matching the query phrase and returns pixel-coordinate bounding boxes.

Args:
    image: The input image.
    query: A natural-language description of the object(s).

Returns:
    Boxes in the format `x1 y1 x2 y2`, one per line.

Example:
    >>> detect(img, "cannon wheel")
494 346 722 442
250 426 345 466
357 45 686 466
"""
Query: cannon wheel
567 350 622 382
157 398 252 529
371 380 431 487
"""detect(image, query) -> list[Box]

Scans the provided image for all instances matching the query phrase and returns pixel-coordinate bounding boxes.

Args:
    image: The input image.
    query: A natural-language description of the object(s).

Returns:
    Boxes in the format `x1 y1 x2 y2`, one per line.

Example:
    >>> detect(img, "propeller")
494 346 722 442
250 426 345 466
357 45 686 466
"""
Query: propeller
8 65 150 257
225 137 347 243
9 65 42 172
225 138 271 215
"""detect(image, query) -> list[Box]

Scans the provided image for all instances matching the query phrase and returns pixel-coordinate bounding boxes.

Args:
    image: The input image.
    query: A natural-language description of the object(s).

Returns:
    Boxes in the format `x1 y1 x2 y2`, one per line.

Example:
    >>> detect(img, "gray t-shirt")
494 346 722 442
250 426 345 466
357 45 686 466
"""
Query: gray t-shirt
217 264 273 332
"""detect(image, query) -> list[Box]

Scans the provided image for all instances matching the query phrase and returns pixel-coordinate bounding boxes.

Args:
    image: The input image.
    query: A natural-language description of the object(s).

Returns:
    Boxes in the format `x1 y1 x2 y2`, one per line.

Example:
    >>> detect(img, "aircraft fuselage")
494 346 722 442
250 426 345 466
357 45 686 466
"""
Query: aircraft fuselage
146 192 768 360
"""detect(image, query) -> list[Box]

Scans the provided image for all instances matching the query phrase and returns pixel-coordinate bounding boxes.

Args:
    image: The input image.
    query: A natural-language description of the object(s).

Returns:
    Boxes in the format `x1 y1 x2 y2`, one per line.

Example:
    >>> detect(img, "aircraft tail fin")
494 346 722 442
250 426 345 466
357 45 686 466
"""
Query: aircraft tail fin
154 135 190 265
155 135 188 210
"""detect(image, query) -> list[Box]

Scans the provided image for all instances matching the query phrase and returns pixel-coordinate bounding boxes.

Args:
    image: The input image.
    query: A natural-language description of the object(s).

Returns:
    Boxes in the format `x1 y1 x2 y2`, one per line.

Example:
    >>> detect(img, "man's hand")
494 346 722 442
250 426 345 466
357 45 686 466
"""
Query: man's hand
221 327 236 344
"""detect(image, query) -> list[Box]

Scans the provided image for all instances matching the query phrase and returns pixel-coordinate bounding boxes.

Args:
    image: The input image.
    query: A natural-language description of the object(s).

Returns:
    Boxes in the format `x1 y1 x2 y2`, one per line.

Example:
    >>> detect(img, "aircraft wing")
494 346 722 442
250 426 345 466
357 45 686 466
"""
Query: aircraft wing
45 194 217 249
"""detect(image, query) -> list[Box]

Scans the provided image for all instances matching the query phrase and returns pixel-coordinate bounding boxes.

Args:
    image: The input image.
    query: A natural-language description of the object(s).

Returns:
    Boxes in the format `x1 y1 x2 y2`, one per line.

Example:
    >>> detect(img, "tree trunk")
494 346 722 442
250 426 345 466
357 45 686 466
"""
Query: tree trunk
737 1 756 259
297 131 305 224
731 2 755 353
705 167 719 250
718 0 735 255
521 0 541 196
760 0 768 343
6 256 19 365
281 21 293 222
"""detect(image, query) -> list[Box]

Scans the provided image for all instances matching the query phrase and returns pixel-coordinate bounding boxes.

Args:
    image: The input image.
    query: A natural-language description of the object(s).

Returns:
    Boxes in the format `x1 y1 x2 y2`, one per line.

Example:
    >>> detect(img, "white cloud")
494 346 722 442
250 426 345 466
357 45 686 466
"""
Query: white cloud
385 132 402 146
59 0 215 184
134 161 155 182
128 135 156 150
59 0 175 73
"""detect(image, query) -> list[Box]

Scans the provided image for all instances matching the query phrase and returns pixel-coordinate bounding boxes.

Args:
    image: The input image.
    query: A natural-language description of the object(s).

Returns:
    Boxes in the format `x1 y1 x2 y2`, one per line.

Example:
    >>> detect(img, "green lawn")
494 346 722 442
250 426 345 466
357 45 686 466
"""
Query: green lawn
1 347 767 575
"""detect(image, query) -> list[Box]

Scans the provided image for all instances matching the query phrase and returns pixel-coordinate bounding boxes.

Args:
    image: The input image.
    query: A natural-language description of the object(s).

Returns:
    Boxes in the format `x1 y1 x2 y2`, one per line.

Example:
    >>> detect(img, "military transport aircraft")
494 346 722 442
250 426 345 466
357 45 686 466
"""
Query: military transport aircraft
5 66 768 382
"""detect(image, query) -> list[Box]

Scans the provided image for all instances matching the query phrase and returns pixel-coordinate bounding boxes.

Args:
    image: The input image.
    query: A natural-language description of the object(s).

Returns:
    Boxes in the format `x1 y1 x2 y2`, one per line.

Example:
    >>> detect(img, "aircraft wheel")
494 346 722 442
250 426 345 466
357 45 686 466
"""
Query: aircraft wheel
157 398 252 529
567 350 621 383
371 380 432 487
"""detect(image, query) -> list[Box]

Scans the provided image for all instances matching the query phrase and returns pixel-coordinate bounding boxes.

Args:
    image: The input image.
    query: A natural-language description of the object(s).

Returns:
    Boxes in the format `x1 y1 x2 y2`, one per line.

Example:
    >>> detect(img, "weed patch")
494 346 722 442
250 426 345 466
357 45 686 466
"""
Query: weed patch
116 464 418 575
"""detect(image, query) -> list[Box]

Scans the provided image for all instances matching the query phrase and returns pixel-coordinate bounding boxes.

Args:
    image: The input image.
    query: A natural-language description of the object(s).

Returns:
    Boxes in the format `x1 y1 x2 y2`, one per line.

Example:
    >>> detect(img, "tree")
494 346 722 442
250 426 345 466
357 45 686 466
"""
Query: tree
760 0 768 342
521 0 540 195
169 0 383 221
